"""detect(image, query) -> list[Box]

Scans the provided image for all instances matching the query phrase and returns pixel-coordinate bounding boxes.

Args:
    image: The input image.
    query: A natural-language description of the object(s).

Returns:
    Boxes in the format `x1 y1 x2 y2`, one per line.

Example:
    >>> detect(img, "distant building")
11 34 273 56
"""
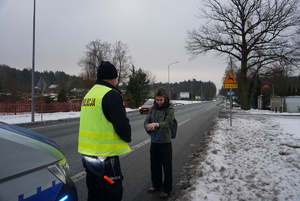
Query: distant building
71 88 86 93
263 95 300 113
49 85 59 89
282 96 300 113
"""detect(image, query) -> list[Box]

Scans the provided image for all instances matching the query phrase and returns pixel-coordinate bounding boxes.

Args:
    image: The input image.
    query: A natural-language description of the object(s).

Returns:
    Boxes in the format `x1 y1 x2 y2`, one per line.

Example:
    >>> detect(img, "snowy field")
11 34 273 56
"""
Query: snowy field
1 101 300 201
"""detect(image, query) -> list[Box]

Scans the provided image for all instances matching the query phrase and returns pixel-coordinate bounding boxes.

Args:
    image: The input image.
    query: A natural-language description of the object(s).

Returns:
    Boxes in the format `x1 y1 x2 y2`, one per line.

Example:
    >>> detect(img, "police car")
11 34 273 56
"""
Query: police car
0 122 78 201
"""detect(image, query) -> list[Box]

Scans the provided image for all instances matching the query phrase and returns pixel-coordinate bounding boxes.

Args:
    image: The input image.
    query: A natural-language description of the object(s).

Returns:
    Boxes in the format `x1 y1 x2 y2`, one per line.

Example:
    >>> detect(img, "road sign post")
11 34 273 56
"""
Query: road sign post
229 88 233 126
223 71 238 126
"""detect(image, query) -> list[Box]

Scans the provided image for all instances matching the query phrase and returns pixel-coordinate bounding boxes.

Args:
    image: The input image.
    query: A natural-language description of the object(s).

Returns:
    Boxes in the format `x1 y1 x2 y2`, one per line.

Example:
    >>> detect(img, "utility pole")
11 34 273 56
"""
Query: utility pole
167 61 179 97
31 0 36 122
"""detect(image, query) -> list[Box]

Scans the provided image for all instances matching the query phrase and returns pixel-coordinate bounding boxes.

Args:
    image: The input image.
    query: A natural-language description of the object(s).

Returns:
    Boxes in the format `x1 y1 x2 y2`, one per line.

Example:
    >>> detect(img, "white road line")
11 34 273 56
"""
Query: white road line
179 118 191 126
120 138 151 158
71 171 86 183
30 121 78 130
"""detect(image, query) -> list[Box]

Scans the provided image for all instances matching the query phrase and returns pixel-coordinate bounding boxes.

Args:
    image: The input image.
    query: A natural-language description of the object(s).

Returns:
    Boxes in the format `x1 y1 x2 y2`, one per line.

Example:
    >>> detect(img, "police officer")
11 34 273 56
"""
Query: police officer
78 61 131 201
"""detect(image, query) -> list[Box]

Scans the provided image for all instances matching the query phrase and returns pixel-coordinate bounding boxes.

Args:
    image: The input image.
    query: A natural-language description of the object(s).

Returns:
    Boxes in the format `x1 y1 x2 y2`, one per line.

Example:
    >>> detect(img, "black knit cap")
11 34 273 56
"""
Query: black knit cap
97 61 118 80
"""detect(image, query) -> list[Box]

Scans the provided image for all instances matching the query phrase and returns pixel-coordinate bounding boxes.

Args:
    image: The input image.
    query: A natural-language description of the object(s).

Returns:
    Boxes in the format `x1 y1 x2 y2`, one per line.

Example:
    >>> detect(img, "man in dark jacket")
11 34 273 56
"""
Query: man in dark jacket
144 87 174 199
78 61 131 201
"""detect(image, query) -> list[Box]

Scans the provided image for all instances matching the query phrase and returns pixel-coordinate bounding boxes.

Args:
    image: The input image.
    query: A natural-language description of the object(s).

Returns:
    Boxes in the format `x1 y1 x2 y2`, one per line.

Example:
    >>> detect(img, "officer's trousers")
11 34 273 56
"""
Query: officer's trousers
82 155 123 201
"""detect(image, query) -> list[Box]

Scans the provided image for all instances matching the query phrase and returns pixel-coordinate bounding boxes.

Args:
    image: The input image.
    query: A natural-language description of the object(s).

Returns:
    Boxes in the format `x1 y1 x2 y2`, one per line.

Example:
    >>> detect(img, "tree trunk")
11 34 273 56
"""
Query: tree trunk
240 59 251 110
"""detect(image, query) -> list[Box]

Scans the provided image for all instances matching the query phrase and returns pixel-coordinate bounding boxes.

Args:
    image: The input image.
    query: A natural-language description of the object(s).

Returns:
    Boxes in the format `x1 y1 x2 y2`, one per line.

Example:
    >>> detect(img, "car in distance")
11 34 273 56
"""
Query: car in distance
139 99 154 114
0 122 78 201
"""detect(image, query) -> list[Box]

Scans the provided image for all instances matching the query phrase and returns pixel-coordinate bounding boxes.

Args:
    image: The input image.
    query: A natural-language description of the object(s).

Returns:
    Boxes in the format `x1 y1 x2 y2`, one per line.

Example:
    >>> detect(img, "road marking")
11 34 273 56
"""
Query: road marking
71 115 196 183
29 121 78 130
121 138 151 158
71 171 86 183
179 118 191 126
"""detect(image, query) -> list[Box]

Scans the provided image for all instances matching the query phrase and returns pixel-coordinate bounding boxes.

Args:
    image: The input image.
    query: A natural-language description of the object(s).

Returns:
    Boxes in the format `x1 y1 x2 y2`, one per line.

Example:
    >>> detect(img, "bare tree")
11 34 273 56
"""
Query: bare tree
112 41 132 86
186 0 300 109
145 70 157 97
78 39 111 88
78 40 132 88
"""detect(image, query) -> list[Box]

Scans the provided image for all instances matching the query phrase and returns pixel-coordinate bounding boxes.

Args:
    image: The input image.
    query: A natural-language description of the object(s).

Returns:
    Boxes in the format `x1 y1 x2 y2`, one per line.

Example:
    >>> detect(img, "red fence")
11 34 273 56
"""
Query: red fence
0 102 82 115
0 101 131 115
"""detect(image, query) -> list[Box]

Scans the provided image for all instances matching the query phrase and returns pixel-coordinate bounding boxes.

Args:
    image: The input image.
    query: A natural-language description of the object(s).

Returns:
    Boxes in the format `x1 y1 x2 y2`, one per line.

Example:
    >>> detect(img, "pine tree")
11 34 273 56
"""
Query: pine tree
126 65 151 108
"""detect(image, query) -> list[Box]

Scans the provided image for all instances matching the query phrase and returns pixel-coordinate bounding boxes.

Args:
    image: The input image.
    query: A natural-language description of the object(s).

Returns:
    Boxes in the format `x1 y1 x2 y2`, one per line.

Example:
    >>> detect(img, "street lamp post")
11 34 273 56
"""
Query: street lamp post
31 0 36 122
168 61 179 97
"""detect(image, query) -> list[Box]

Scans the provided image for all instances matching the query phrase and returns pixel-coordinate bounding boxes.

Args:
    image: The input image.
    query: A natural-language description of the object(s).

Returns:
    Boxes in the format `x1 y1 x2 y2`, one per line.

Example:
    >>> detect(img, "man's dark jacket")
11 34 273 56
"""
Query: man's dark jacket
95 80 131 143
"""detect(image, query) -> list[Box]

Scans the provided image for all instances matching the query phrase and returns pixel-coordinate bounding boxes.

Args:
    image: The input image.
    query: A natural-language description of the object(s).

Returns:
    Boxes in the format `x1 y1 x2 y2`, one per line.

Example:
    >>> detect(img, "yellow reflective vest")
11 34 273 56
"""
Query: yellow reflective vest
78 85 131 156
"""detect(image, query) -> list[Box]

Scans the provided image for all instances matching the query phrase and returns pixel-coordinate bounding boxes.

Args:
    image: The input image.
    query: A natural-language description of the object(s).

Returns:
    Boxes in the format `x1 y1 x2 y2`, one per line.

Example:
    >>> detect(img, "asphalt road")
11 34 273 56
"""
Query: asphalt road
25 101 221 201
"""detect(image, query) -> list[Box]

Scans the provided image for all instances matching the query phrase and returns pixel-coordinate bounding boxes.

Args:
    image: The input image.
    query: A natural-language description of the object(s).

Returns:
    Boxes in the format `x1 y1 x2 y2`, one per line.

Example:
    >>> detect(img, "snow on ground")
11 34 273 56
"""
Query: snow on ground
0 111 81 124
170 105 300 201
1 101 300 201
0 106 139 124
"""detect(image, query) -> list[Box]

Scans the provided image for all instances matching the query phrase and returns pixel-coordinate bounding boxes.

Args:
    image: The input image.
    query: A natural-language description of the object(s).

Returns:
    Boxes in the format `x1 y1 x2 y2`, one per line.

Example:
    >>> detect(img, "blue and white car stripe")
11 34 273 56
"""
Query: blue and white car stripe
18 179 62 201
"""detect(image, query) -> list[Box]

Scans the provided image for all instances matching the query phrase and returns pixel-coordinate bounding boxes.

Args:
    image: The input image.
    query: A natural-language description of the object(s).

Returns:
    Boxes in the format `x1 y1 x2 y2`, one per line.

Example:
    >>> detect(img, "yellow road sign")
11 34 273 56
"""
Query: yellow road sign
223 84 238 88
223 71 237 84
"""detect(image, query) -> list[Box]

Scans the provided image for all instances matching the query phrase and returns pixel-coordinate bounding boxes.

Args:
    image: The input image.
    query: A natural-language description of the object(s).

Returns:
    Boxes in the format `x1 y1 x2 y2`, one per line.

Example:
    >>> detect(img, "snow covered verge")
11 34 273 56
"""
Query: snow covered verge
169 106 300 201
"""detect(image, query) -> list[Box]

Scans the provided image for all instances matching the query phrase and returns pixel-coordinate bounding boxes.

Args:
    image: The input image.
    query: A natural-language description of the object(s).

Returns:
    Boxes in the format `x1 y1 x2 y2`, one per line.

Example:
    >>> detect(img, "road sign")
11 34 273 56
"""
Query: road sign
223 71 237 84
223 83 238 88
227 91 234 96
223 71 238 88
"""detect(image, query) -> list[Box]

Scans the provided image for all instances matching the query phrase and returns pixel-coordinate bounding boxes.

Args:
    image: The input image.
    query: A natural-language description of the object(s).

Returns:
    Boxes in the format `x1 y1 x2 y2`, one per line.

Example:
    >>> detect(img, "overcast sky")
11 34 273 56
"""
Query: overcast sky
0 0 229 91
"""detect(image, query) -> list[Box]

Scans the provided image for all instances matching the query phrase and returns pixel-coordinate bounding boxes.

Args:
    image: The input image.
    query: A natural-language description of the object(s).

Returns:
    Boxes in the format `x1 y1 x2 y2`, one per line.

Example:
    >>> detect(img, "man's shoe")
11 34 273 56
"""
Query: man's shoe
159 192 169 199
147 187 160 193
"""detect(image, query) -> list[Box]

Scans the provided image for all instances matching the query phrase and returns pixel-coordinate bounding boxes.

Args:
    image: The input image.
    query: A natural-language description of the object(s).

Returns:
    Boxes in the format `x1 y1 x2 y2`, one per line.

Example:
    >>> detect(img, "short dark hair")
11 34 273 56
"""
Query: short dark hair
155 87 168 98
